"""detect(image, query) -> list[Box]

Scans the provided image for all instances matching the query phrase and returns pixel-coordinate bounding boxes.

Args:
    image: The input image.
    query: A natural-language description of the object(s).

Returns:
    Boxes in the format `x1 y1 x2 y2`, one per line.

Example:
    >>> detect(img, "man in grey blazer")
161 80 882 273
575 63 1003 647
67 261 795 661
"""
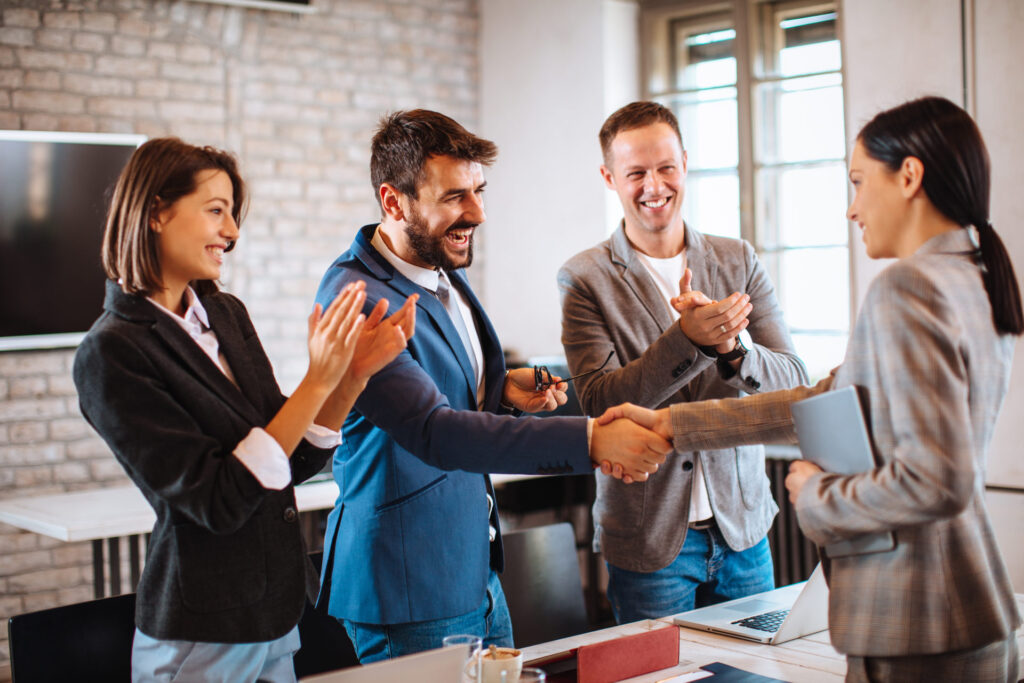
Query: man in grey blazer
558 101 809 622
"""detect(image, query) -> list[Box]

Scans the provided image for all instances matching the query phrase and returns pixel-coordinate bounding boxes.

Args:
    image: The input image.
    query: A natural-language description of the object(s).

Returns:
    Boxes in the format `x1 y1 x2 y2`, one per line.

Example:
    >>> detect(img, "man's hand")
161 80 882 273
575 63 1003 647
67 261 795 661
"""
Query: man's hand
346 293 418 385
503 367 568 413
672 268 751 352
590 417 672 483
784 460 823 504
594 402 672 483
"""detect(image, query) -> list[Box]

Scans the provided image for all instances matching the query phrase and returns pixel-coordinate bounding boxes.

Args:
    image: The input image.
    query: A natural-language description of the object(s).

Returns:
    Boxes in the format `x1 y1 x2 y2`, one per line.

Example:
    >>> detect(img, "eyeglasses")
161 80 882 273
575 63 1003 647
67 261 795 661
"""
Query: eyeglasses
534 350 615 392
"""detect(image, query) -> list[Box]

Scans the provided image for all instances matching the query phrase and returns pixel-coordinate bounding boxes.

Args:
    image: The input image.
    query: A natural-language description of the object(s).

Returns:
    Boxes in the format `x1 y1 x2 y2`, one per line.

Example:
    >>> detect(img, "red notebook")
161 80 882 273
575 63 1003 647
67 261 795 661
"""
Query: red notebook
575 623 679 683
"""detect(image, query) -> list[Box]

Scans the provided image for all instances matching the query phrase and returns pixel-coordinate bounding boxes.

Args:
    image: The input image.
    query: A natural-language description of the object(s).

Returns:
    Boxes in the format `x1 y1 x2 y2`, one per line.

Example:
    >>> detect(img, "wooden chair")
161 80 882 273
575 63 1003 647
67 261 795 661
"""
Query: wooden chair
8 593 136 682
499 522 590 647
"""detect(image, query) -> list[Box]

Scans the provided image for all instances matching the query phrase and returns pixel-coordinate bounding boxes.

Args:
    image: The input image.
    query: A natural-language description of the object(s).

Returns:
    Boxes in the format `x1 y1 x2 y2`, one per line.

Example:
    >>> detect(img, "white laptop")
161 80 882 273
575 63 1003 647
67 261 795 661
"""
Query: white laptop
672 564 828 644
301 645 465 683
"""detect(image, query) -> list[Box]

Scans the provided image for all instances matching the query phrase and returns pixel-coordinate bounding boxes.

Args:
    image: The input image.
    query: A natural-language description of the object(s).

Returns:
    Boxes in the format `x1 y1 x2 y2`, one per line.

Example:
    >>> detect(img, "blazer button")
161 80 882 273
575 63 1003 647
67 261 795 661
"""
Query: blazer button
682 460 694 471
283 507 298 523
672 360 691 378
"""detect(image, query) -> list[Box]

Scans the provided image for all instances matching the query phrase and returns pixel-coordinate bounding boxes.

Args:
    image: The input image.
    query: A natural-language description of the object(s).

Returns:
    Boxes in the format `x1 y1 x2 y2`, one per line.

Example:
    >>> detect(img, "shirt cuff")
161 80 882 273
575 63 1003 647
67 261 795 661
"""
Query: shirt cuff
306 423 343 449
233 427 292 490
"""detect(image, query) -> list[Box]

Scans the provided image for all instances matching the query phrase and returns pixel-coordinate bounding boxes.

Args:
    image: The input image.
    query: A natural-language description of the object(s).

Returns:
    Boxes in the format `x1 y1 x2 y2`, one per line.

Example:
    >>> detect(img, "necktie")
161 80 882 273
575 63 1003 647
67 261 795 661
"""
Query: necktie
435 272 480 383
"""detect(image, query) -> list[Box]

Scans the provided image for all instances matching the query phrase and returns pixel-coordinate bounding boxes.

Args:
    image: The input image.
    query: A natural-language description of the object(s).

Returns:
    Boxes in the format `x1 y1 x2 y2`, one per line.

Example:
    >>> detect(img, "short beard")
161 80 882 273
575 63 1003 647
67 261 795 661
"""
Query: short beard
404 204 476 271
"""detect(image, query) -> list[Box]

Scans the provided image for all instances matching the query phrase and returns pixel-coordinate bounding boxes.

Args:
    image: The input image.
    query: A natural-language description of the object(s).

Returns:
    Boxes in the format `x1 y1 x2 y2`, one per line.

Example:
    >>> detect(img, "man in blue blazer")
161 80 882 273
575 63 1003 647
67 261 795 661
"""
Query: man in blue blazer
314 110 672 662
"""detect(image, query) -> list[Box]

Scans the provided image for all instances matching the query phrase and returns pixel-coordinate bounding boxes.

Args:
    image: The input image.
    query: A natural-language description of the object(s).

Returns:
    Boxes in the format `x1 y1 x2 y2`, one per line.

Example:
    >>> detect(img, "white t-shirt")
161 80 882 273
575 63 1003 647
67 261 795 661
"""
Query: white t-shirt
635 251 714 523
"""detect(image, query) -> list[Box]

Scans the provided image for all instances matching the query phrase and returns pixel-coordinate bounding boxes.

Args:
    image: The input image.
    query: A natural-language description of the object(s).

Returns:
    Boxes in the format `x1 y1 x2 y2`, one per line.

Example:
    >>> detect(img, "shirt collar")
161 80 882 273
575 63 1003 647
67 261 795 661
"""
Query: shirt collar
370 224 442 293
147 286 210 331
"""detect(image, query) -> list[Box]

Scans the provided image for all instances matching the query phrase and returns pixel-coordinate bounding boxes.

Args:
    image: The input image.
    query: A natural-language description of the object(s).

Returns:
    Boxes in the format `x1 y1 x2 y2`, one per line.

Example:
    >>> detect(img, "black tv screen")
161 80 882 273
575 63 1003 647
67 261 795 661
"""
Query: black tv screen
0 131 144 351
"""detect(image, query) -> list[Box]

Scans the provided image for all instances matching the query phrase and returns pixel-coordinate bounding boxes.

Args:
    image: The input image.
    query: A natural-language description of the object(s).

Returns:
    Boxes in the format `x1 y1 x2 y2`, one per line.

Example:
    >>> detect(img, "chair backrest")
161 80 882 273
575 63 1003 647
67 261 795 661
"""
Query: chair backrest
293 550 361 678
499 522 589 648
8 592 136 682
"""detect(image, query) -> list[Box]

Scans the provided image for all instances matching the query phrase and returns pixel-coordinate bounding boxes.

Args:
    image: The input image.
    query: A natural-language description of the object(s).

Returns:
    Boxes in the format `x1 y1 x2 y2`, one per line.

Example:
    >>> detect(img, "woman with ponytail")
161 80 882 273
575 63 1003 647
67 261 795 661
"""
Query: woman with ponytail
598 96 1022 681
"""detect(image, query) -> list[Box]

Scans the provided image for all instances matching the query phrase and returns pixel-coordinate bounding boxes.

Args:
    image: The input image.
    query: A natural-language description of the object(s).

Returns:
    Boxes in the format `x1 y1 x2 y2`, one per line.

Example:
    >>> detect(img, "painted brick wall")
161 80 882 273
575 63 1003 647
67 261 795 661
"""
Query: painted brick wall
0 0 479 677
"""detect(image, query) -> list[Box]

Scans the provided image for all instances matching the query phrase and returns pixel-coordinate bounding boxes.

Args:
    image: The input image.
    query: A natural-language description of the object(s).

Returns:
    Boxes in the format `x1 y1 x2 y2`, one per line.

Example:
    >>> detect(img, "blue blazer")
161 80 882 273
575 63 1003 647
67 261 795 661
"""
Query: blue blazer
314 225 593 625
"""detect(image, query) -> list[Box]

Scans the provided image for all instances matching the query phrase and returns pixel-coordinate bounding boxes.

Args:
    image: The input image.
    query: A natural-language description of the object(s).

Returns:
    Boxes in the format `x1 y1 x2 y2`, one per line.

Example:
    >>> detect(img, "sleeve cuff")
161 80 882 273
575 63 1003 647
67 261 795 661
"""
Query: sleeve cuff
306 422 344 449
233 427 293 490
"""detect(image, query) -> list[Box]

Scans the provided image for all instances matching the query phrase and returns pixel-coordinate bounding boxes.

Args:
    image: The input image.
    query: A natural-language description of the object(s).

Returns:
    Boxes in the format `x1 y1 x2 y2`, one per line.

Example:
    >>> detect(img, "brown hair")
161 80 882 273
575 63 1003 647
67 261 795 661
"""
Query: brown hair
101 137 247 297
599 101 684 165
369 109 497 210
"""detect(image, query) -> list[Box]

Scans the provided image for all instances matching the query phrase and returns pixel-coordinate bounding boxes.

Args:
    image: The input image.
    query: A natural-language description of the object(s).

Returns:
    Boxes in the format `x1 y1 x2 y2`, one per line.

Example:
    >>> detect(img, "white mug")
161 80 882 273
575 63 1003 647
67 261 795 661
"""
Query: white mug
480 646 523 683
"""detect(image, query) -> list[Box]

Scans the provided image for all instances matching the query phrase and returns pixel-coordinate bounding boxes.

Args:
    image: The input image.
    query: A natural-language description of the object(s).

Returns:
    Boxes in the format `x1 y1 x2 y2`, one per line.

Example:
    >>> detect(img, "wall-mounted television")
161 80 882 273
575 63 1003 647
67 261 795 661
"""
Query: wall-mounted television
0 131 146 352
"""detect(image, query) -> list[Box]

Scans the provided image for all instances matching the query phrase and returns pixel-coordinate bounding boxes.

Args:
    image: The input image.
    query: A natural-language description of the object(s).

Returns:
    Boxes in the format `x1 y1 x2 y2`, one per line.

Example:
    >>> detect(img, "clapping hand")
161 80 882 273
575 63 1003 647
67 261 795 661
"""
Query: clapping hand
672 268 750 352
347 293 418 384
306 281 367 390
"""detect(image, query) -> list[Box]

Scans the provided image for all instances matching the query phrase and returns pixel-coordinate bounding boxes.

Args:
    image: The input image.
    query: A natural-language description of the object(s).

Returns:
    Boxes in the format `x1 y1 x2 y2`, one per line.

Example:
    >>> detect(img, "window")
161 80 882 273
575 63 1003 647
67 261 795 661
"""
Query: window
642 0 848 380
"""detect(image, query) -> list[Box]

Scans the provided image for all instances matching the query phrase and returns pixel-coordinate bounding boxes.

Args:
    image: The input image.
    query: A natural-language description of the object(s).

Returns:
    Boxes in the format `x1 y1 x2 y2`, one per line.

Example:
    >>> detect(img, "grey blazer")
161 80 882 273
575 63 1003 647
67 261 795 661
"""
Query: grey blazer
667 230 1021 656
558 224 808 572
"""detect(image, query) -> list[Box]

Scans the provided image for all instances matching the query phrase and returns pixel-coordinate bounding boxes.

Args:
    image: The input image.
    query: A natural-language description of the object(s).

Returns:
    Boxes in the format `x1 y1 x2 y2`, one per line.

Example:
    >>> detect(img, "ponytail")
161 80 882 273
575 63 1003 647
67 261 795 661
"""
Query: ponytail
976 222 1024 335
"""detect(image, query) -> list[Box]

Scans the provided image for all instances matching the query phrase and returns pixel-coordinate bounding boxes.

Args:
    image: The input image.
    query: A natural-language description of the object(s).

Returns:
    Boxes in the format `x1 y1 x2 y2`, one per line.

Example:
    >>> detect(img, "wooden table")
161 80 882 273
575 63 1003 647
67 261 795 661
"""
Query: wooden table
520 595 1024 682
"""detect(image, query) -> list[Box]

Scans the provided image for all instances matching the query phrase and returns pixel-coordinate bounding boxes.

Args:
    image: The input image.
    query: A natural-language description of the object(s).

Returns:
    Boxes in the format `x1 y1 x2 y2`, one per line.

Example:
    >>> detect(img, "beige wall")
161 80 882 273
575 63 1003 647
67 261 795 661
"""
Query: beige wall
478 0 639 362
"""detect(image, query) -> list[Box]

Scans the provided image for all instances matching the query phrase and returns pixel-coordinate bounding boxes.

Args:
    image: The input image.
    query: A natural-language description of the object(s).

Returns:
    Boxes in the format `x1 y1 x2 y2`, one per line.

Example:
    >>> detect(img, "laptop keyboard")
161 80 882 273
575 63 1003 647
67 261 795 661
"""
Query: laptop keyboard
732 607 789 633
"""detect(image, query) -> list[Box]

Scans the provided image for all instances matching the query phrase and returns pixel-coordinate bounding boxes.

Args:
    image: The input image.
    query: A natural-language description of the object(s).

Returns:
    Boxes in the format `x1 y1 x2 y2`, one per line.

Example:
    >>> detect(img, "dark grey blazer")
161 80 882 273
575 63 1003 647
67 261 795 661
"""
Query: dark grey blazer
73 280 332 642
559 224 808 572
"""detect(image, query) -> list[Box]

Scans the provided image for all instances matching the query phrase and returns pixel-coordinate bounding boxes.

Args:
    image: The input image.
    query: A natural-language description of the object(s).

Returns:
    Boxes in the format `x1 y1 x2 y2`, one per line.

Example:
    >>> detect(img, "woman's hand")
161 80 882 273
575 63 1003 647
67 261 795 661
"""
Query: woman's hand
306 281 367 392
346 293 418 385
503 367 568 413
785 460 823 504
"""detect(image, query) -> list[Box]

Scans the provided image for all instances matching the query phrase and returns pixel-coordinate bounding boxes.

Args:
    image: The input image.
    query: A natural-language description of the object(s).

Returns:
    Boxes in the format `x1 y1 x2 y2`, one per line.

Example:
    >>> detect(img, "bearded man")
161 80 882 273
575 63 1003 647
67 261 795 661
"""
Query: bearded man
313 109 672 662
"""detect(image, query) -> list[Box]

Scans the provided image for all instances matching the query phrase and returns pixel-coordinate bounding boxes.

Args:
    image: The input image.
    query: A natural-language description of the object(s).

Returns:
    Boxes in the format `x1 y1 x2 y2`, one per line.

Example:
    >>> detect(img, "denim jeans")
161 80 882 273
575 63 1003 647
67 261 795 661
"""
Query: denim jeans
606 523 775 623
341 568 514 663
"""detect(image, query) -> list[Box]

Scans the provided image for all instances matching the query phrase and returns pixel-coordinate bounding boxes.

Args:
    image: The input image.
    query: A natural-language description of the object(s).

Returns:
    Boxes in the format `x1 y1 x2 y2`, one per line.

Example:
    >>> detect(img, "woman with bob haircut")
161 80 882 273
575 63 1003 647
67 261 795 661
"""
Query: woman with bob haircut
73 137 416 682
599 96 1022 681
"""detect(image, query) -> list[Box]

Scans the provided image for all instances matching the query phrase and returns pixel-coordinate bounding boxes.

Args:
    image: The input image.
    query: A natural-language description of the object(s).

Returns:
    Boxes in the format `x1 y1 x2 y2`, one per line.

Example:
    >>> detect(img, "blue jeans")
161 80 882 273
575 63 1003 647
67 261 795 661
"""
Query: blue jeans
606 523 775 623
341 568 513 663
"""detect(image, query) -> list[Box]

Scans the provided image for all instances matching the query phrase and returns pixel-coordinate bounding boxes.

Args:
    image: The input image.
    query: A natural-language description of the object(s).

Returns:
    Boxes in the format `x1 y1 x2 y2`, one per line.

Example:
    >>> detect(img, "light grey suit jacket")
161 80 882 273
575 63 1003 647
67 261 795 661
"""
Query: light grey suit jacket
558 224 808 572
667 229 1021 656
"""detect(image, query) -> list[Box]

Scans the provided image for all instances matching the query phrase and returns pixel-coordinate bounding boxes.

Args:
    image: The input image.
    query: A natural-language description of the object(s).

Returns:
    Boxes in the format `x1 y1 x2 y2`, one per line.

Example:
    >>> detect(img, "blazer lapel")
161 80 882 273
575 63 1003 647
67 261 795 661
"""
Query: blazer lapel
148 312 265 426
202 296 268 424
609 225 676 331
352 227 478 399
102 279 266 428
682 224 721 301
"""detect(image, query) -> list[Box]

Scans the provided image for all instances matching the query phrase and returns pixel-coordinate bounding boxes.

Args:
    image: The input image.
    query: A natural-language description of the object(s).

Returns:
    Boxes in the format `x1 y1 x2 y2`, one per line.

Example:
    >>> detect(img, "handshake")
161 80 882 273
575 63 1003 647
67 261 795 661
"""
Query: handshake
589 403 673 485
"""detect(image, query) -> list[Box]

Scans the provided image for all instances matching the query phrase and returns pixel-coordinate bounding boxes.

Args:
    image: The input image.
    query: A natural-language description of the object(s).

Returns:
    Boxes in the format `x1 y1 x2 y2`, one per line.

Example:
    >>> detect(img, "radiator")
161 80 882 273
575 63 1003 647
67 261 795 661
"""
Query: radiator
765 458 819 586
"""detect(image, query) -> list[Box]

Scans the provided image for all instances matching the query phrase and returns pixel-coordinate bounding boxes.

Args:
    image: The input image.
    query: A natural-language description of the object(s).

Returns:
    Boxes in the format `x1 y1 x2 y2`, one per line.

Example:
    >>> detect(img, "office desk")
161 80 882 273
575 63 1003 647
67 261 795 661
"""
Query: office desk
521 595 1024 682
0 474 545 599
0 480 339 598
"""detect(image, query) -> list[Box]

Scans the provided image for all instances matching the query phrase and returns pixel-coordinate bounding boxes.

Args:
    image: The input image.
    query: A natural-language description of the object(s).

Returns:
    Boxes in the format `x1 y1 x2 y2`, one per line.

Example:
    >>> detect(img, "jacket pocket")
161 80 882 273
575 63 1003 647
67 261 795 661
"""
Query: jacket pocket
374 474 448 514
174 520 267 613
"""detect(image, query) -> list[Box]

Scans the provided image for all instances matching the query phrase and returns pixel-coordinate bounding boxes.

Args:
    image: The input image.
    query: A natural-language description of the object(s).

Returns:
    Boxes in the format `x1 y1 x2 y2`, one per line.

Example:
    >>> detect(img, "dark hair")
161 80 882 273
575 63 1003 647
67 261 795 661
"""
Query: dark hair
370 110 498 210
858 96 1023 335
102 137 247 297
599 101 684 165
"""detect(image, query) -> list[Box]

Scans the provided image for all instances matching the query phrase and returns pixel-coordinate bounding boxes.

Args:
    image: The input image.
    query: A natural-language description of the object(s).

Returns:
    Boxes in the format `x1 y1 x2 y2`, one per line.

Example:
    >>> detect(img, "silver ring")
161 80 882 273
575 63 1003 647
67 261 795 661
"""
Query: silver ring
719 325 728 335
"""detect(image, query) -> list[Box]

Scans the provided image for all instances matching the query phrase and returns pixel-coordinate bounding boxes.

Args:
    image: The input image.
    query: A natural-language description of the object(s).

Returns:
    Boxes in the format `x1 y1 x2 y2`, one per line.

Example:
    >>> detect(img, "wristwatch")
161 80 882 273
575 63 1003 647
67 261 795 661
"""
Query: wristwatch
717 338 748 362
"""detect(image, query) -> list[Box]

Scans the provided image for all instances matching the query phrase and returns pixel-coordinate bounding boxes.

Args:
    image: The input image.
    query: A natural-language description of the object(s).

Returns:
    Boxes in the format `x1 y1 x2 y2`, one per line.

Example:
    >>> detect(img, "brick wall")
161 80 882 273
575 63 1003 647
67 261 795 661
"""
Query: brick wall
0 0 479 677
